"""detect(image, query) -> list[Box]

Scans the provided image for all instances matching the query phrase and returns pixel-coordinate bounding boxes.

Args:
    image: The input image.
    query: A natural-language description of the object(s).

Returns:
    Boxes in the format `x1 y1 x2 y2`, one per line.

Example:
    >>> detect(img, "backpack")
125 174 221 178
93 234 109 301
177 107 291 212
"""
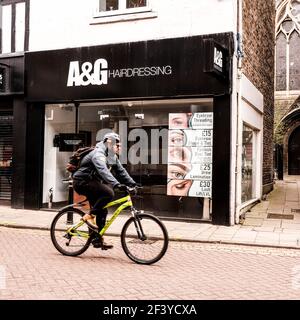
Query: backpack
66 146 95 173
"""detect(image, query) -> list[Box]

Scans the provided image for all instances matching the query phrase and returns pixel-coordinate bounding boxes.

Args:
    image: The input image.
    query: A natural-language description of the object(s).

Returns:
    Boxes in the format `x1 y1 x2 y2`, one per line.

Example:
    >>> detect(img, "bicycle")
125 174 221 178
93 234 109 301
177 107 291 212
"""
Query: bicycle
50 186 169 265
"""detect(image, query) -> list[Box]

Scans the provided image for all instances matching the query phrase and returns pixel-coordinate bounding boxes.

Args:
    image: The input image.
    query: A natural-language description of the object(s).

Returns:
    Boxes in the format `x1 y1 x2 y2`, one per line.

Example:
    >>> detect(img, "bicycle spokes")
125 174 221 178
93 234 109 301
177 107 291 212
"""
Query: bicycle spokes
51 208 92 256
121 213 169 265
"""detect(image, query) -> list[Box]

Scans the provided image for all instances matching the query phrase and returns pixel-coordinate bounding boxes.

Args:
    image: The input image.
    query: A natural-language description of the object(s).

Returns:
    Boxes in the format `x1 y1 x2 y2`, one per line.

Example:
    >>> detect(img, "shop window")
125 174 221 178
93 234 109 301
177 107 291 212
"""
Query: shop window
241 124 255 203
43 105 77 208
95 0 150 17
43 99 214 221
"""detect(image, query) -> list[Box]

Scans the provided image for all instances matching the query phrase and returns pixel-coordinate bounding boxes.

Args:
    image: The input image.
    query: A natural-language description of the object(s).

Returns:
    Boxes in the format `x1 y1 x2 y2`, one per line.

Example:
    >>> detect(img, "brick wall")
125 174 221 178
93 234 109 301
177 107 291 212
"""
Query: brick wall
274 95 298 128
243 0 275 191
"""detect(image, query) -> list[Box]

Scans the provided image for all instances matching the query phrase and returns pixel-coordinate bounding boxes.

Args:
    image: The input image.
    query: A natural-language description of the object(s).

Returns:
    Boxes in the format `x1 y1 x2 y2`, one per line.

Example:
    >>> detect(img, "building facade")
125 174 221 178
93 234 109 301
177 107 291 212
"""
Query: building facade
0 0 275 226
274 0 300 179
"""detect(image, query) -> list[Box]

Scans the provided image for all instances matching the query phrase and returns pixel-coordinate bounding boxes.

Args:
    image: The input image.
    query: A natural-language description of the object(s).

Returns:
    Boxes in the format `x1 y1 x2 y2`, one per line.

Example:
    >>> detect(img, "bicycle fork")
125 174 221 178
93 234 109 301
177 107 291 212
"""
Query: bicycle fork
131 208 146 241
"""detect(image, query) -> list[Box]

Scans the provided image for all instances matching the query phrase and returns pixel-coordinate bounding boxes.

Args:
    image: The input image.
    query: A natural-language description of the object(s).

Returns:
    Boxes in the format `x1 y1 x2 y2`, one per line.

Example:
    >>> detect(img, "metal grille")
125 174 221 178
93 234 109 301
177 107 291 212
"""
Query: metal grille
267 213 294 219
0 112 13 200
0 66 10 93
291 209 300 213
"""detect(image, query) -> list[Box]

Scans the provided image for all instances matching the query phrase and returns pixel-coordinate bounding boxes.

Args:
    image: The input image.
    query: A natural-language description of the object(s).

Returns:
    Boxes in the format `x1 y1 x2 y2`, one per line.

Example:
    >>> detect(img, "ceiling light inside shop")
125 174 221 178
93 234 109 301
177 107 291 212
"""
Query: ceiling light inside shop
135 113 144 119
100 114 109 120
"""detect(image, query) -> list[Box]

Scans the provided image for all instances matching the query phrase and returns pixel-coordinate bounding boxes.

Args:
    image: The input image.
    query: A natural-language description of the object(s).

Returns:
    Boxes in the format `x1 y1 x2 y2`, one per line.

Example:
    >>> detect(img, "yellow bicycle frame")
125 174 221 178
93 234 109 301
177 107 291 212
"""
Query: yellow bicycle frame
100 195 133 236
67 194 133 238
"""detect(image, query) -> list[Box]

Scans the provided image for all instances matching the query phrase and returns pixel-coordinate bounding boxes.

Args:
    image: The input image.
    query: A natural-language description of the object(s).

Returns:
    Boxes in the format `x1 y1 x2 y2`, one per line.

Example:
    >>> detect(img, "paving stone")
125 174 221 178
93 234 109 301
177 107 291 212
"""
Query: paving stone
253 226 275 232
242 218 263 226
2 178 300 250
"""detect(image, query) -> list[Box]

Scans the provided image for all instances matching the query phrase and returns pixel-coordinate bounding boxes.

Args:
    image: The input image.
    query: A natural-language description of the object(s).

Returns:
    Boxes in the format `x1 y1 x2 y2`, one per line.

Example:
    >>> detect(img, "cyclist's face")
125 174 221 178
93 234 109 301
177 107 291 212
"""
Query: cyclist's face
107 139 121 155
114 142 121 155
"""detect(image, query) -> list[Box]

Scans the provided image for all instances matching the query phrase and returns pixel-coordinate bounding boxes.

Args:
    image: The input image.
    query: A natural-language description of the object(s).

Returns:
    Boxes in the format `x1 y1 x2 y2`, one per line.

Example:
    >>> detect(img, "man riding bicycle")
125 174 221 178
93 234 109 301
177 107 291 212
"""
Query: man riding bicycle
72 132 138 249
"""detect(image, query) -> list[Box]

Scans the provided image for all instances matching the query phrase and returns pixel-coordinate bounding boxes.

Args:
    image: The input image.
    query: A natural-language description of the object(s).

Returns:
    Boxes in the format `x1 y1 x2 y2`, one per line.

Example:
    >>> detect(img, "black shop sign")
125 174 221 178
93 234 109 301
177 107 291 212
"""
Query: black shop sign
25 32 233 102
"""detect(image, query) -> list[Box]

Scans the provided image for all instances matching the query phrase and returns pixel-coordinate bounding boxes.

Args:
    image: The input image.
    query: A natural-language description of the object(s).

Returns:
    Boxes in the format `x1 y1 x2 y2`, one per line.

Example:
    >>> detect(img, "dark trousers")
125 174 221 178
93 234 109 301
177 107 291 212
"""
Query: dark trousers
73 179 114 230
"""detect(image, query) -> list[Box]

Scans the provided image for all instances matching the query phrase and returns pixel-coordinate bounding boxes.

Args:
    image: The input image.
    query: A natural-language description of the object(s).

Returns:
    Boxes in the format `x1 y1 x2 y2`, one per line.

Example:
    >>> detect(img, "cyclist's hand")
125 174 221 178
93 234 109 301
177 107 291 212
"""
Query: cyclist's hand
114 184 129 192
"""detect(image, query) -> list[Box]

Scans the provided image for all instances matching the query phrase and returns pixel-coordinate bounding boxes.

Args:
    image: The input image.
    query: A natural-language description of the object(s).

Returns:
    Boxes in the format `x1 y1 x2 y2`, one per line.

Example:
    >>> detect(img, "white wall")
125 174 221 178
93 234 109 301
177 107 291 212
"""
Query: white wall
235 75 264 220
29 0 236 51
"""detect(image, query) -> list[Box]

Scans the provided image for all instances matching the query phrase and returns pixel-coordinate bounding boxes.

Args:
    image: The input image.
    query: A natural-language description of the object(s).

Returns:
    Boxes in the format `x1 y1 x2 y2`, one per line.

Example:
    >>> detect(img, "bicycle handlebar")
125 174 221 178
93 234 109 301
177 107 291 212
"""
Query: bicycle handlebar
126 186 143 194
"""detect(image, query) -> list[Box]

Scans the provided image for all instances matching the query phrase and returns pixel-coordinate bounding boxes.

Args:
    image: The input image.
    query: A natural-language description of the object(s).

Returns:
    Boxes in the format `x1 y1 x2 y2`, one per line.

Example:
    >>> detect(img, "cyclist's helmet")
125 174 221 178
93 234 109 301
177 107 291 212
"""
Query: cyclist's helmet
103 132 120 143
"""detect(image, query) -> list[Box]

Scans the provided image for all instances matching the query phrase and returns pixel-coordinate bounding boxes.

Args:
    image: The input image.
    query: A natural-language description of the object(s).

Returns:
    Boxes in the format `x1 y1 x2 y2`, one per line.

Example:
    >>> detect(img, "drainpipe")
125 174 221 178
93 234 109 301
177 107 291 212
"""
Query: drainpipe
234 0 244 224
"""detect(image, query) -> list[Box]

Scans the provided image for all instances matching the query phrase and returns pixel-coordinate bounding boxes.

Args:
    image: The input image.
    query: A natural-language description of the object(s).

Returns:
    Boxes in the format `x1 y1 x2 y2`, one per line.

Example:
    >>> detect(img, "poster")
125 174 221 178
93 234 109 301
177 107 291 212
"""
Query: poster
167 112 213 198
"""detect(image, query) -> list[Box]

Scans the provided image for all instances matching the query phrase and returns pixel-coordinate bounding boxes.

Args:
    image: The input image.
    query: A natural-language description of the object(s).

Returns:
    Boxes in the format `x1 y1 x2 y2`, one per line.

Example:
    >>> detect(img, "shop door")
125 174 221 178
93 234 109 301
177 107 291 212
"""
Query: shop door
0 111 13 200
288 126 300 175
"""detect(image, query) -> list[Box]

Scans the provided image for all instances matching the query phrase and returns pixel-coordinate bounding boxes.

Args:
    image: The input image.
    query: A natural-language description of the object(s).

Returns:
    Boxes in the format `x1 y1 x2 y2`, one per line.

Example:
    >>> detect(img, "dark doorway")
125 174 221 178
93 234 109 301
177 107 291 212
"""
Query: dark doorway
274 143 283 180
288 126 300 175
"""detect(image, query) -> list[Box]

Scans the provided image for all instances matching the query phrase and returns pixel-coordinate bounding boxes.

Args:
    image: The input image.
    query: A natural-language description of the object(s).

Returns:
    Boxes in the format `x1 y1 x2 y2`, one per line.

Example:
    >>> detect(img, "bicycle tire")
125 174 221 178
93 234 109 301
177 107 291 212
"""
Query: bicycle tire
50 207 92 256
121 212 169 265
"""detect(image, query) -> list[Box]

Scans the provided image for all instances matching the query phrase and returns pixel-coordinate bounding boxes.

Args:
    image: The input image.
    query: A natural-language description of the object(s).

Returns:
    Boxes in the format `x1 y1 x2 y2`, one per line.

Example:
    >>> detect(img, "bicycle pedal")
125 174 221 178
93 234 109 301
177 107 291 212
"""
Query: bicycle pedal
63 233 72 240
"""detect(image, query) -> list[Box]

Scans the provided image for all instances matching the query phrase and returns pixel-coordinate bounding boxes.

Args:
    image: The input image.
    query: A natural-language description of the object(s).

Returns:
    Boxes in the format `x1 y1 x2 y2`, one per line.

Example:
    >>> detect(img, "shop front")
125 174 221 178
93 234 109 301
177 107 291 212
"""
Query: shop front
25 32 234 225
0 54 26 208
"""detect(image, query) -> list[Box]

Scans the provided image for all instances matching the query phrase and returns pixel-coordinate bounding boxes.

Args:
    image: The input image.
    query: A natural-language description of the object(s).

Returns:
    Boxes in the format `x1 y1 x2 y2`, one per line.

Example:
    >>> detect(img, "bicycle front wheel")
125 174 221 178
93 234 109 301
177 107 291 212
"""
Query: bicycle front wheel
50 207 92 256
121 213 169 265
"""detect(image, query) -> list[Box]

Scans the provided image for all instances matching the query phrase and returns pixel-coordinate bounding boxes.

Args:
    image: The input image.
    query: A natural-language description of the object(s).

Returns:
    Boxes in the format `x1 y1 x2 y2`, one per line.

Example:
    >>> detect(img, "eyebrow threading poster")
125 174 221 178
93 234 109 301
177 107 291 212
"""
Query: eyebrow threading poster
167 112 213 198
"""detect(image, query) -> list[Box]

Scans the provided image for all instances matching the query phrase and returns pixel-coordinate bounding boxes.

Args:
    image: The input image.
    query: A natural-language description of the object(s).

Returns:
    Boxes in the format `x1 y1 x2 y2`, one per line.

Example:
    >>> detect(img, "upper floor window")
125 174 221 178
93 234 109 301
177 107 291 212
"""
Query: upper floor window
275 0 300 91
0 0 29 54
95 0 151 17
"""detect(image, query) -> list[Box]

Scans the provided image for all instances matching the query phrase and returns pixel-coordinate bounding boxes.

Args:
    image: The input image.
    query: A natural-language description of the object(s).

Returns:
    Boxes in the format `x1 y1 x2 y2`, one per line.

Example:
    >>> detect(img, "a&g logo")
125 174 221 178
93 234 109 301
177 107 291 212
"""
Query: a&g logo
67 58 108 87
213 47 223 72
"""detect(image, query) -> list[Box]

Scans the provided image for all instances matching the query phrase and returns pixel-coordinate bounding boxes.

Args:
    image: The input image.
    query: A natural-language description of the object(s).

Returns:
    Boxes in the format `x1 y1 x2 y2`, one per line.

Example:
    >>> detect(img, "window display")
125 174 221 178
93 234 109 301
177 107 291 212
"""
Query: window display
241 124 254 203
43 99 213 220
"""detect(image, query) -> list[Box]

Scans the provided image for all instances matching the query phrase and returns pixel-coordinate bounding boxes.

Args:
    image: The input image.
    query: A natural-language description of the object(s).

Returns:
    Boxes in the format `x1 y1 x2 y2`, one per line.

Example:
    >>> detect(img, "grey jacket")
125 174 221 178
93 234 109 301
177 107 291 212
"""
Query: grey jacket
72 141 135 188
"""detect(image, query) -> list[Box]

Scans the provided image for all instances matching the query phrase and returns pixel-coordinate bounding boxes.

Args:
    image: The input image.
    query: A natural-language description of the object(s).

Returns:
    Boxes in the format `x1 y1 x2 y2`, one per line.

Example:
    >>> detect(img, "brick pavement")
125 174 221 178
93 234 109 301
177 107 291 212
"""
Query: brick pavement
1 227 300 300
1 178 300 249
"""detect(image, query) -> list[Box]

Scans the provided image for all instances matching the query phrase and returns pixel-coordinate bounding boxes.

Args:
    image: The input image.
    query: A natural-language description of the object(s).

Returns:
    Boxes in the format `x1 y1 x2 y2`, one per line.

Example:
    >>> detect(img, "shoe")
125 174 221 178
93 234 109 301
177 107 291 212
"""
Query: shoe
91 235 113 250
91 236 102 248
101 238 114 250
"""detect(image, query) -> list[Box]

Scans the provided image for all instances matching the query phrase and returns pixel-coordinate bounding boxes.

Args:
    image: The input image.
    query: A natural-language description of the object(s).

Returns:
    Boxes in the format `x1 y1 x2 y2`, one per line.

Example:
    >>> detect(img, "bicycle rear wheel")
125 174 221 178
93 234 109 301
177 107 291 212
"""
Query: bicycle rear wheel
121 213 168 265
50 207 92 256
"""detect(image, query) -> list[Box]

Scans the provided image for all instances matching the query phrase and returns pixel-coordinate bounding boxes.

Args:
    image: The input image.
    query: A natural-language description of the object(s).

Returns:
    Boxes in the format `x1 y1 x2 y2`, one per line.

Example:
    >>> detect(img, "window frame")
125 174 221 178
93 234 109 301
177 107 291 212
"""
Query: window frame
0 0 29 54
275 0 300 92
94 0 152 18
